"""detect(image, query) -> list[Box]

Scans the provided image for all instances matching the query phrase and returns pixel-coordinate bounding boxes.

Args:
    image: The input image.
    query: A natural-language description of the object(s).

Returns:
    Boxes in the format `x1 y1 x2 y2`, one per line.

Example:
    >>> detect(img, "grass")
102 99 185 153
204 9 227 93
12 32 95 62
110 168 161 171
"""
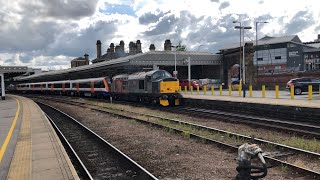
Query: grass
70 98 320 153
281 137 320 153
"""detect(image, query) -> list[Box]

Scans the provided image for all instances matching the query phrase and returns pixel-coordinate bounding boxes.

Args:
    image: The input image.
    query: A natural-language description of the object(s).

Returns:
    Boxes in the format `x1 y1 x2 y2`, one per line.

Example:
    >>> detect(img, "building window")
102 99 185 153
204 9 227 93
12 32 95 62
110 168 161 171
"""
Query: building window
257 58 263 61
275 56 281 60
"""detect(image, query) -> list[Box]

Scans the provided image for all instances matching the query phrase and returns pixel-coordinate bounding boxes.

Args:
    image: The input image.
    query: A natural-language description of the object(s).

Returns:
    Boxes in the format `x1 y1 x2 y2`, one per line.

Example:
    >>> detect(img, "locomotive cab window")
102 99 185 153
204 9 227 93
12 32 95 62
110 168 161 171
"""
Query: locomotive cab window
152 71 172 80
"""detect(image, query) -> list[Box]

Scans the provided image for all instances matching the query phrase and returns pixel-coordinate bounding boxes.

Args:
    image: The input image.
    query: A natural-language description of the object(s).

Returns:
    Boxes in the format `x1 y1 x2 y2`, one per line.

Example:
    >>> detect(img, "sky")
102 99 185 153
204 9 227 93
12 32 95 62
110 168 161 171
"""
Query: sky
0 0 319 70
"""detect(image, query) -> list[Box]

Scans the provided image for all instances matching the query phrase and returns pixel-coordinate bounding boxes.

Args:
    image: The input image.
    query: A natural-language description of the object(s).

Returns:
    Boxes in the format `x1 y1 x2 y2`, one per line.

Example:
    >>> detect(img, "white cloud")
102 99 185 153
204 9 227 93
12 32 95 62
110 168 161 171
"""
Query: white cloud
1 0 320 70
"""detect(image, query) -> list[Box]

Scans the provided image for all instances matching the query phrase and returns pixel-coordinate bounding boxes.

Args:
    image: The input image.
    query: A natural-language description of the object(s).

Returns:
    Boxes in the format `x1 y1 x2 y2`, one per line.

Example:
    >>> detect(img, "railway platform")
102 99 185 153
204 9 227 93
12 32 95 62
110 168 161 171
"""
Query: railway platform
0 95 79 180
182 91 320 109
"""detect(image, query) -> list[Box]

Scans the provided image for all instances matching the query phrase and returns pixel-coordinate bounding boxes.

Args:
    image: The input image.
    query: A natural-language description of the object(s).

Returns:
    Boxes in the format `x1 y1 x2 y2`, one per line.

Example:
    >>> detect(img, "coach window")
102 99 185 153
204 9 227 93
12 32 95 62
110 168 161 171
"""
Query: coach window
56 83 62 88
65 83 70 88
80 82 90 88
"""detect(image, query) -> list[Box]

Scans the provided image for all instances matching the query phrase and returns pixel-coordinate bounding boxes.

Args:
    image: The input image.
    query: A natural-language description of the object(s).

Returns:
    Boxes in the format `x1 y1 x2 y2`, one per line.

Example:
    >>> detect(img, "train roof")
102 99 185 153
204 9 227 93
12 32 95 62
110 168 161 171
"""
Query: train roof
112 70 169 80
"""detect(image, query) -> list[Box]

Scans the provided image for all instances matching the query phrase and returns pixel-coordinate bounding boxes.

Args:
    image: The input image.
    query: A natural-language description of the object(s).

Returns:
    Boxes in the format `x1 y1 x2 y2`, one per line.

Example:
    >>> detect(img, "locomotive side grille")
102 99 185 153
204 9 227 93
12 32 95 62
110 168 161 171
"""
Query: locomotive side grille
152 82 159 93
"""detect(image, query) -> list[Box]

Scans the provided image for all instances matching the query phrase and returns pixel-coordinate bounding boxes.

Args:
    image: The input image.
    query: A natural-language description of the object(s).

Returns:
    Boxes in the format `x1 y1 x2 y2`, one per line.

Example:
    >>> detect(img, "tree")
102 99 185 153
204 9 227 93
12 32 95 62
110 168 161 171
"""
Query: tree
176 41 187 51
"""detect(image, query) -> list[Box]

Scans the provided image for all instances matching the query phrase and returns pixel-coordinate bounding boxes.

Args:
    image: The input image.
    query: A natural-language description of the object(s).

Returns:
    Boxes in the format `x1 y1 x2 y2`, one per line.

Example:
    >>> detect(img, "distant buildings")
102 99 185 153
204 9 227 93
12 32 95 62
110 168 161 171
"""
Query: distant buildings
303 35 320 71
221 35 318 74
71 54 89 68
220 34 320 85
91 40 142 63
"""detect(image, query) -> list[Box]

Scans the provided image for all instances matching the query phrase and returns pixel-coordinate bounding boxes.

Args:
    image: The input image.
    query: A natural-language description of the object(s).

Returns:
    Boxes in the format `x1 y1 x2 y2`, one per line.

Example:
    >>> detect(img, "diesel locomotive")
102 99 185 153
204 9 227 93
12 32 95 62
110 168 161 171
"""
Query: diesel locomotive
15 69 181 106
110 69 181 106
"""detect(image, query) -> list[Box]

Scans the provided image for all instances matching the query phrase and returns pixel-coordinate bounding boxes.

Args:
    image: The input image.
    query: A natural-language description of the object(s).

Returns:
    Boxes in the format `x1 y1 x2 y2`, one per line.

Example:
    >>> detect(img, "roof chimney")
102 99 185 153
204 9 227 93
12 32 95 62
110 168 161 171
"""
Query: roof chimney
110 43 115 53
115 45 120 54
136 40 142 53
120 40 125 53
129 41 135 55
164 39 172 51
96 40 101 58
149 44 155 51
84 53 89 61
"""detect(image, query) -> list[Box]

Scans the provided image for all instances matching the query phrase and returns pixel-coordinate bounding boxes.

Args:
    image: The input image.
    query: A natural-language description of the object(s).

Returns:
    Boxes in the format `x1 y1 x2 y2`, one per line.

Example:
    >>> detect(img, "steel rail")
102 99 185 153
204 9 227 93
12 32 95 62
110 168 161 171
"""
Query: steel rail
45 112 94 180
36 101 158 180
33 97 320 179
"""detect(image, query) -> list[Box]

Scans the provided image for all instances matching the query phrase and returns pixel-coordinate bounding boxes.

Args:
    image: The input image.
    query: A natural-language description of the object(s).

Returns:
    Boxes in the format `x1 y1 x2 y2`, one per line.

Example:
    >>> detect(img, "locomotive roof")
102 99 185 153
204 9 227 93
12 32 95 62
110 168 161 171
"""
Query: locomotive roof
112 70 168 80
128 70 157 80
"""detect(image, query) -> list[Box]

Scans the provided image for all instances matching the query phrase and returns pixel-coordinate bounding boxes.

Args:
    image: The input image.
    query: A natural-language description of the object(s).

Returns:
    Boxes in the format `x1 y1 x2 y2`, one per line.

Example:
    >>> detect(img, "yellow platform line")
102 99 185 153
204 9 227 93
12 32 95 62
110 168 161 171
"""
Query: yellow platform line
0 98 20 164
7 97 32 180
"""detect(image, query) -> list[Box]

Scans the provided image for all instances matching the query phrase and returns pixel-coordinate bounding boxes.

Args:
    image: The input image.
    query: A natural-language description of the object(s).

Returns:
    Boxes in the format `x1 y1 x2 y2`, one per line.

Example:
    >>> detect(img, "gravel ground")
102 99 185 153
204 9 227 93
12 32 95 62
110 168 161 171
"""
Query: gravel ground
42 100 312 180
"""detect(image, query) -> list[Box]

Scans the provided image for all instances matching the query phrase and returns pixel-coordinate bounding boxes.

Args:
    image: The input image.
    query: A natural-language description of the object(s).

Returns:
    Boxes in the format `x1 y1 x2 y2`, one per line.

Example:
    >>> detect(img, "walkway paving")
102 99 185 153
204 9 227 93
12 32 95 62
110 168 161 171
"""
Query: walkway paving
0 95 79 180
182 90 320 109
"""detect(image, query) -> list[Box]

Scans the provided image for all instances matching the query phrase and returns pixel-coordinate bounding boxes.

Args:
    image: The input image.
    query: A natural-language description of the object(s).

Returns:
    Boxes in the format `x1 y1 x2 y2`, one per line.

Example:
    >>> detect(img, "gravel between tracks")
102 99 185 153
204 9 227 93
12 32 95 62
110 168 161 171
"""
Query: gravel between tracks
43 100 311 180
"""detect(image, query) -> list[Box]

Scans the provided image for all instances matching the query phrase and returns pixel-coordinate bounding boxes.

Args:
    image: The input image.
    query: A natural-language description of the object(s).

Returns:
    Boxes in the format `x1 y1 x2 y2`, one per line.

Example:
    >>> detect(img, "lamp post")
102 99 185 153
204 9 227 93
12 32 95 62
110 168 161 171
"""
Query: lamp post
255 21 268 76
235 25 252 97
171 45 181 78
233 21 242 81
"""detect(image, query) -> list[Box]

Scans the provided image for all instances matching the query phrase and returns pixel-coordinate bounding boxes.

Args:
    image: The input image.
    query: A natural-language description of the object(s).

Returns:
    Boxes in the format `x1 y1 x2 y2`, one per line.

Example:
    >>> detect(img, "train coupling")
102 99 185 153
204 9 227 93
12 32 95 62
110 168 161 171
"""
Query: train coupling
235 143 267 180
160 95 169 106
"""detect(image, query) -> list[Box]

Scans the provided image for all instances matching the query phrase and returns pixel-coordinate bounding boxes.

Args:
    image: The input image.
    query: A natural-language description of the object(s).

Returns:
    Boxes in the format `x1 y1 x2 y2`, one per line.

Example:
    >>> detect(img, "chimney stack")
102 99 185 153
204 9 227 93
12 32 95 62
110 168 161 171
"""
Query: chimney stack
115 45 120 54
136 40 142 53
110 43 115 53
84 53 89 61
129 41 135 55
120 40 125 53
96 40 102 58
149 44 155 51
164 39 172 51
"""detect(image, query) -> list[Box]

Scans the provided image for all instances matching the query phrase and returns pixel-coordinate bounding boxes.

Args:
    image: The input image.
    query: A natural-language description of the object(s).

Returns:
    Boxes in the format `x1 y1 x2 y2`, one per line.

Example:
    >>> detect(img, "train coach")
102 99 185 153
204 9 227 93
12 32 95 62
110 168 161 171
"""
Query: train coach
16 69 181 106
16 77 110 98
110 69 181 106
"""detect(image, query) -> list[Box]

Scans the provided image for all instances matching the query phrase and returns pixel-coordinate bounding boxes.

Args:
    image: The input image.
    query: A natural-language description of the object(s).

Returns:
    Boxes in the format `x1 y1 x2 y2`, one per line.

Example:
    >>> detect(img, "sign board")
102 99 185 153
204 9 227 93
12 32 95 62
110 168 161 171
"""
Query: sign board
289 51 300 57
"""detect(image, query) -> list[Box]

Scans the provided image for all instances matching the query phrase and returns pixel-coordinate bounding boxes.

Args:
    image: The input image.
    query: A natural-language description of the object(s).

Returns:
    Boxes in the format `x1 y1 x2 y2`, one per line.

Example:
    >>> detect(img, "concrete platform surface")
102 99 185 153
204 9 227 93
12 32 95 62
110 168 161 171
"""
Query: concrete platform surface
182 91 320 109
0 95 79 180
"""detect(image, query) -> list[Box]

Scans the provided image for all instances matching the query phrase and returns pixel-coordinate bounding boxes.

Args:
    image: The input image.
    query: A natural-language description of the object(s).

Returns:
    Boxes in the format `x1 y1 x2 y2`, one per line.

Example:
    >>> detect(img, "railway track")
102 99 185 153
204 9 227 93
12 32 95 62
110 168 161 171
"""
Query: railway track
166 106 320 139
37 101 157 180
33 96 320 179
23 94 320 139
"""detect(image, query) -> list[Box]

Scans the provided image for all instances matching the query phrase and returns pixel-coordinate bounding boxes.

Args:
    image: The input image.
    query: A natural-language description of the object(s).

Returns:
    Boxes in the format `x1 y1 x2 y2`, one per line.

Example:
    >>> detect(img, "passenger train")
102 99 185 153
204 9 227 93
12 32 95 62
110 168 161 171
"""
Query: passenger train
16 69 181 106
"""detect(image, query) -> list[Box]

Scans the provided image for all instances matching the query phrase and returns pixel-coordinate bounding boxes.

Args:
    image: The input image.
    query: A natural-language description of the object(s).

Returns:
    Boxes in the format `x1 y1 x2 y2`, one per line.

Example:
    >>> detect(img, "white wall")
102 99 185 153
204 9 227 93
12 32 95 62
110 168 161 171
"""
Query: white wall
254 48 287 65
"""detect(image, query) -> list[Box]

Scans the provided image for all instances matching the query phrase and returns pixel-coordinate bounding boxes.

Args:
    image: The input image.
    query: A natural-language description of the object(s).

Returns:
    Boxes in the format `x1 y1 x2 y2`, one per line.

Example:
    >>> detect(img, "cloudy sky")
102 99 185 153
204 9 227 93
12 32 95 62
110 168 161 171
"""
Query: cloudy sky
1 0 319 70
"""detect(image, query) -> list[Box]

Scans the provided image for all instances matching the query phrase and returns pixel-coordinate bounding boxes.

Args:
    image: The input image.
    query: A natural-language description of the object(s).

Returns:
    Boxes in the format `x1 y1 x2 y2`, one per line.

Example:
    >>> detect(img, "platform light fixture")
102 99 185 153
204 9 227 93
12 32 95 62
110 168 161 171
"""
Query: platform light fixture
171 45 181 78
233 21 242 81
234 24 252 97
